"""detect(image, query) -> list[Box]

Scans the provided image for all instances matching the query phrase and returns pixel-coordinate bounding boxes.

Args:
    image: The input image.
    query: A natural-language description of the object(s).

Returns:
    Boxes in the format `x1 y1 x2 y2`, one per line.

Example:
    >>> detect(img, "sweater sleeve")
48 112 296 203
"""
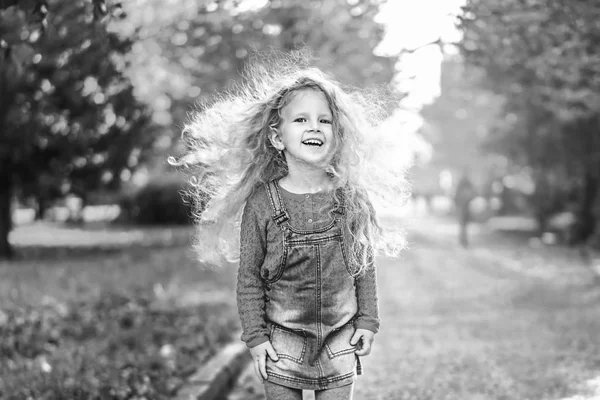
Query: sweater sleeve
237 197 270 348
354 245 380 333
353 191 380 333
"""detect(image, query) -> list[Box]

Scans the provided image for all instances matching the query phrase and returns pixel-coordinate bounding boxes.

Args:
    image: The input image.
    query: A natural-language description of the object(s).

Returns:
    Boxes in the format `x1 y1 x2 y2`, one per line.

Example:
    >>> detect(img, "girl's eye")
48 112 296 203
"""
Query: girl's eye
320 119 332 124
294 118 306 123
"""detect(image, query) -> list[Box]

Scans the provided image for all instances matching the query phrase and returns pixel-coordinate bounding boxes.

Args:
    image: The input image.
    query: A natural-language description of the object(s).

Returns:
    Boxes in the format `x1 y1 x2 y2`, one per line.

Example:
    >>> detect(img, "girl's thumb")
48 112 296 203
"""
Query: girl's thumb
267 346 279 362
350 331 361 346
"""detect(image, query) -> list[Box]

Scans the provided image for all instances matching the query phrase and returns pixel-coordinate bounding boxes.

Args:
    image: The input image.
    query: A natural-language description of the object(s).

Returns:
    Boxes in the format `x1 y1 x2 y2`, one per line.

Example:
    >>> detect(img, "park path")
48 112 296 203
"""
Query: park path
228 215 600 400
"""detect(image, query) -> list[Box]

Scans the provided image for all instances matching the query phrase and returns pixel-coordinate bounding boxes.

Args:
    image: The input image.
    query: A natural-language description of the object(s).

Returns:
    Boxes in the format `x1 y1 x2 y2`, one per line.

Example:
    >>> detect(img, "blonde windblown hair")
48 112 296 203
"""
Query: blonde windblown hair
170 51 411 270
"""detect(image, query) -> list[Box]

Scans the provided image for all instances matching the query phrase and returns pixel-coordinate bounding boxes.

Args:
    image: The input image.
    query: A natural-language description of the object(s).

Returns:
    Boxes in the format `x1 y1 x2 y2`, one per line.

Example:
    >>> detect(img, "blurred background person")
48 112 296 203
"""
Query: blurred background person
453 169 476 247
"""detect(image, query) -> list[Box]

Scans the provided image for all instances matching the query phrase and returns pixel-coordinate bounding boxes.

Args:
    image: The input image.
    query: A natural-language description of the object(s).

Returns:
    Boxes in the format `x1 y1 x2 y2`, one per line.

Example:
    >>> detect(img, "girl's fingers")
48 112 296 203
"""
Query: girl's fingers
349 331 362 346
355 340 371 356
352 330 375 356
258 356 268 380
249 342 276 381
253 359 264 382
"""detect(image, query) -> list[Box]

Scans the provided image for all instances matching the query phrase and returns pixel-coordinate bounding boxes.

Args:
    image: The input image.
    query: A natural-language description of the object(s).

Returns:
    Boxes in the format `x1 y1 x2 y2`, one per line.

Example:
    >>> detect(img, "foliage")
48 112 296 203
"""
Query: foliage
458 0 600 121
0 0 119 23
0 0 156 258
0 290 235 399
457 1 600 233
3 1 153 194
120 177 196 225
119 0 398 138
0 228 239 399
177 0 396 91
419 56 504 193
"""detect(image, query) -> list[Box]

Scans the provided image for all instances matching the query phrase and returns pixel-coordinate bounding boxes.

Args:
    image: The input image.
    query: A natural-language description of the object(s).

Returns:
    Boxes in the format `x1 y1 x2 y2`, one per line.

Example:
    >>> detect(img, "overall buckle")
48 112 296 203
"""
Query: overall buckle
272 210 290 225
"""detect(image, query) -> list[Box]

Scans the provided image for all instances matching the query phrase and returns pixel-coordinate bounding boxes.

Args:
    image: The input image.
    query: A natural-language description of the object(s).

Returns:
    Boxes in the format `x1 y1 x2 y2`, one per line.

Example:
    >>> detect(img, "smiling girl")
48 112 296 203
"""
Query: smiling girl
171 52 409 400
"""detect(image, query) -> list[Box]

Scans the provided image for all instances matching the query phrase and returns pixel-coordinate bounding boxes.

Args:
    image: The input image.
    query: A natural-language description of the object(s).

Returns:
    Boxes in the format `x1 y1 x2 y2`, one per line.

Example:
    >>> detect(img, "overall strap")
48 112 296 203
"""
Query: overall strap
265 180 290 226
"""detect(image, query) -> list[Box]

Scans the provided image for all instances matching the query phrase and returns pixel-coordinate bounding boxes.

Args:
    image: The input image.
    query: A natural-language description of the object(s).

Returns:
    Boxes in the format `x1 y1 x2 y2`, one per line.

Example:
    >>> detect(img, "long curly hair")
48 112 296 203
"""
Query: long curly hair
170 51 411 270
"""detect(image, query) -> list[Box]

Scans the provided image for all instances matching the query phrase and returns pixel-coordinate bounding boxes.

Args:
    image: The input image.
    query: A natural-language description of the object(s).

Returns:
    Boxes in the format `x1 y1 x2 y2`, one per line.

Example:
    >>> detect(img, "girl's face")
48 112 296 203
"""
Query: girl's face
270 89 335 169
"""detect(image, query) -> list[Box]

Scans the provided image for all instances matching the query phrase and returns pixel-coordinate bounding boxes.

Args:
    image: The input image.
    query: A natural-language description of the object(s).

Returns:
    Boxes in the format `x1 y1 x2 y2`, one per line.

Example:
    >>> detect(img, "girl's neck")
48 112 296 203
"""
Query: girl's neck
279 171 332 194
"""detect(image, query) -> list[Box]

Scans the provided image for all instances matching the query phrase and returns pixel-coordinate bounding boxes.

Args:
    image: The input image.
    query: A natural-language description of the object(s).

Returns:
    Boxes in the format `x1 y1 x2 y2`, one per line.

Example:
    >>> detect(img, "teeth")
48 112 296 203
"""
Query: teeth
302 139 323 146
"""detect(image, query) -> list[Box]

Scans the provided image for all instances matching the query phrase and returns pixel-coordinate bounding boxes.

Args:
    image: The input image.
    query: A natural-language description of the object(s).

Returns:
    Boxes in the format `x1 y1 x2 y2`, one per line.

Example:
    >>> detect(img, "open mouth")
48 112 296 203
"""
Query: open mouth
302 139 323 147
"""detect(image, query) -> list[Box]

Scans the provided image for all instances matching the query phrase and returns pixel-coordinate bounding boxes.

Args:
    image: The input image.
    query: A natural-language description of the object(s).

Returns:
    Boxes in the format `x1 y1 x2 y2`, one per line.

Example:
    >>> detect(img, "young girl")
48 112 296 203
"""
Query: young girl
171 53 409 399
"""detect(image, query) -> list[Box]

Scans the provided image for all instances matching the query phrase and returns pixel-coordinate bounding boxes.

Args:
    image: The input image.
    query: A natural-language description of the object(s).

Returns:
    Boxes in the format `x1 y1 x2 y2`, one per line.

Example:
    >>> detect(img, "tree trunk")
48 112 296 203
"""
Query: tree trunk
0 171 14 260
576 170 598 242
35 195 47 220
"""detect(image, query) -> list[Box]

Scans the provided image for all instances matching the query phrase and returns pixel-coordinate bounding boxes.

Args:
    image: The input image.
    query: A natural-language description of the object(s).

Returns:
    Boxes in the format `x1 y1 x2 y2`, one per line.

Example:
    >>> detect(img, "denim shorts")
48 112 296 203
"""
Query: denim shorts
266 320 362 391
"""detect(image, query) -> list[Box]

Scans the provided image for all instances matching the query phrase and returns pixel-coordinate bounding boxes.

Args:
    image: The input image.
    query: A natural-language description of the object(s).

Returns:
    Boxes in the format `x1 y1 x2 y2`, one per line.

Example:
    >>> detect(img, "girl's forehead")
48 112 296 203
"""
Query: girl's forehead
284 89 330 110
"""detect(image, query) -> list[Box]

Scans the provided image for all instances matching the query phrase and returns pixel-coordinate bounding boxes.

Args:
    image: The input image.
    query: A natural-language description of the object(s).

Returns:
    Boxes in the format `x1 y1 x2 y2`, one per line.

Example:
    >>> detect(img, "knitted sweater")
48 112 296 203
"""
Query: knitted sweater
237 184 380 348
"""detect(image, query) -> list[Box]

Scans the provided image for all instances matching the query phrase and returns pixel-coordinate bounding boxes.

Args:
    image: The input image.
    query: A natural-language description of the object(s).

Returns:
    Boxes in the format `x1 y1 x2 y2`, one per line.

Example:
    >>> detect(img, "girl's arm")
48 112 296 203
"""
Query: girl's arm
237 199 270 348
354 245 380 333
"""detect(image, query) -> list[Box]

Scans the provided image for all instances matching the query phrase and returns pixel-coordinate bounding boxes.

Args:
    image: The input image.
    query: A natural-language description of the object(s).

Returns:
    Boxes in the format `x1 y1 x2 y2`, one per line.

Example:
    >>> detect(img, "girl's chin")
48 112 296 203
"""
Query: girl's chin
285 147 333 164
285 153 330 168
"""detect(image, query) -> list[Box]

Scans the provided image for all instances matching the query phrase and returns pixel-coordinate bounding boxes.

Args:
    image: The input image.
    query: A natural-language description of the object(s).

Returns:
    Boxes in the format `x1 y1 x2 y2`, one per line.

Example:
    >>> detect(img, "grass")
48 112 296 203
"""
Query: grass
360 222 600 400
0 222 240 399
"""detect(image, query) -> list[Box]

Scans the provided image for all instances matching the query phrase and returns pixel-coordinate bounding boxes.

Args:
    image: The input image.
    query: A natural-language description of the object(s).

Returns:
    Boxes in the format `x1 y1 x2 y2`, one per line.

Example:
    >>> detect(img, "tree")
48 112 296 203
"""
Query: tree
169 0 396 88
122 0 398 136
0 0 154 259
419 56 504 195
457 0 600 236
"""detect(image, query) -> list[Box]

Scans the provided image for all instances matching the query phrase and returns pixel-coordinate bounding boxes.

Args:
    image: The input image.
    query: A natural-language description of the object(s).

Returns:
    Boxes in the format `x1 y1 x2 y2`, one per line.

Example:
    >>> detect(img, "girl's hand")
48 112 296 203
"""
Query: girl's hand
249 341 279 381
350 328 375 356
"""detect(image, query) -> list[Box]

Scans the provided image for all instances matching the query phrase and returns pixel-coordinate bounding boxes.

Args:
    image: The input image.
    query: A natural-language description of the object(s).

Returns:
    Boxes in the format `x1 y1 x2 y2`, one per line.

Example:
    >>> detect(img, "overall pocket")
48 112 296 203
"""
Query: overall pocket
266 244 314 283
270 325 307 364
263 245 288 284
325 323 357 359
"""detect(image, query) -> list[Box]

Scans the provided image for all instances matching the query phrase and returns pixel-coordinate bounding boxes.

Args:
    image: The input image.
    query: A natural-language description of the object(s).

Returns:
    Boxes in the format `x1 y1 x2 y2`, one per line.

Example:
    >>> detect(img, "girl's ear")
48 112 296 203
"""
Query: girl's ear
269 127 285 151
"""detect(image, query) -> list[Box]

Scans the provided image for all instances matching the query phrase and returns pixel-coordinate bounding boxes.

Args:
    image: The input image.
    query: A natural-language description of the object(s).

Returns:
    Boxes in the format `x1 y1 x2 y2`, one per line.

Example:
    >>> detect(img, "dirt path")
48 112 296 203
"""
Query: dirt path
228 217 600 400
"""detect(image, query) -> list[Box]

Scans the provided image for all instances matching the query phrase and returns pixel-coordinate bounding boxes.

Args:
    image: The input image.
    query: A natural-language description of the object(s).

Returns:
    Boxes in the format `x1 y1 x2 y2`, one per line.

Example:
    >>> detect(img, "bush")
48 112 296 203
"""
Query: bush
0 291 237 399
120 177 198 225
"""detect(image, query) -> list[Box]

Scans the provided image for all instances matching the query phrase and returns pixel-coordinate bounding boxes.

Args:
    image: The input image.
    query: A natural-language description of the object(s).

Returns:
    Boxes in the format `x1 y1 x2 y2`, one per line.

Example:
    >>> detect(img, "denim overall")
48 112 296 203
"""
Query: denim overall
263 180 362 391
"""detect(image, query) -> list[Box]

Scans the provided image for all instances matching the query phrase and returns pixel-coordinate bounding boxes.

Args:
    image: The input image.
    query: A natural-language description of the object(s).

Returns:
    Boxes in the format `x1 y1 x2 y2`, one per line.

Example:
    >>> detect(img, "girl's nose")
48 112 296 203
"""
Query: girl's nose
308 123 321 133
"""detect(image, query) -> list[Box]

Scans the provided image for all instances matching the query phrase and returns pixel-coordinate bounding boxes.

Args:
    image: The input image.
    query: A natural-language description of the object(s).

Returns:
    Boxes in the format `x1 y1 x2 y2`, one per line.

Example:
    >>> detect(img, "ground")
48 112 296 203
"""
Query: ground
228 215 600 400
0 222 241 399
2 215 599 400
